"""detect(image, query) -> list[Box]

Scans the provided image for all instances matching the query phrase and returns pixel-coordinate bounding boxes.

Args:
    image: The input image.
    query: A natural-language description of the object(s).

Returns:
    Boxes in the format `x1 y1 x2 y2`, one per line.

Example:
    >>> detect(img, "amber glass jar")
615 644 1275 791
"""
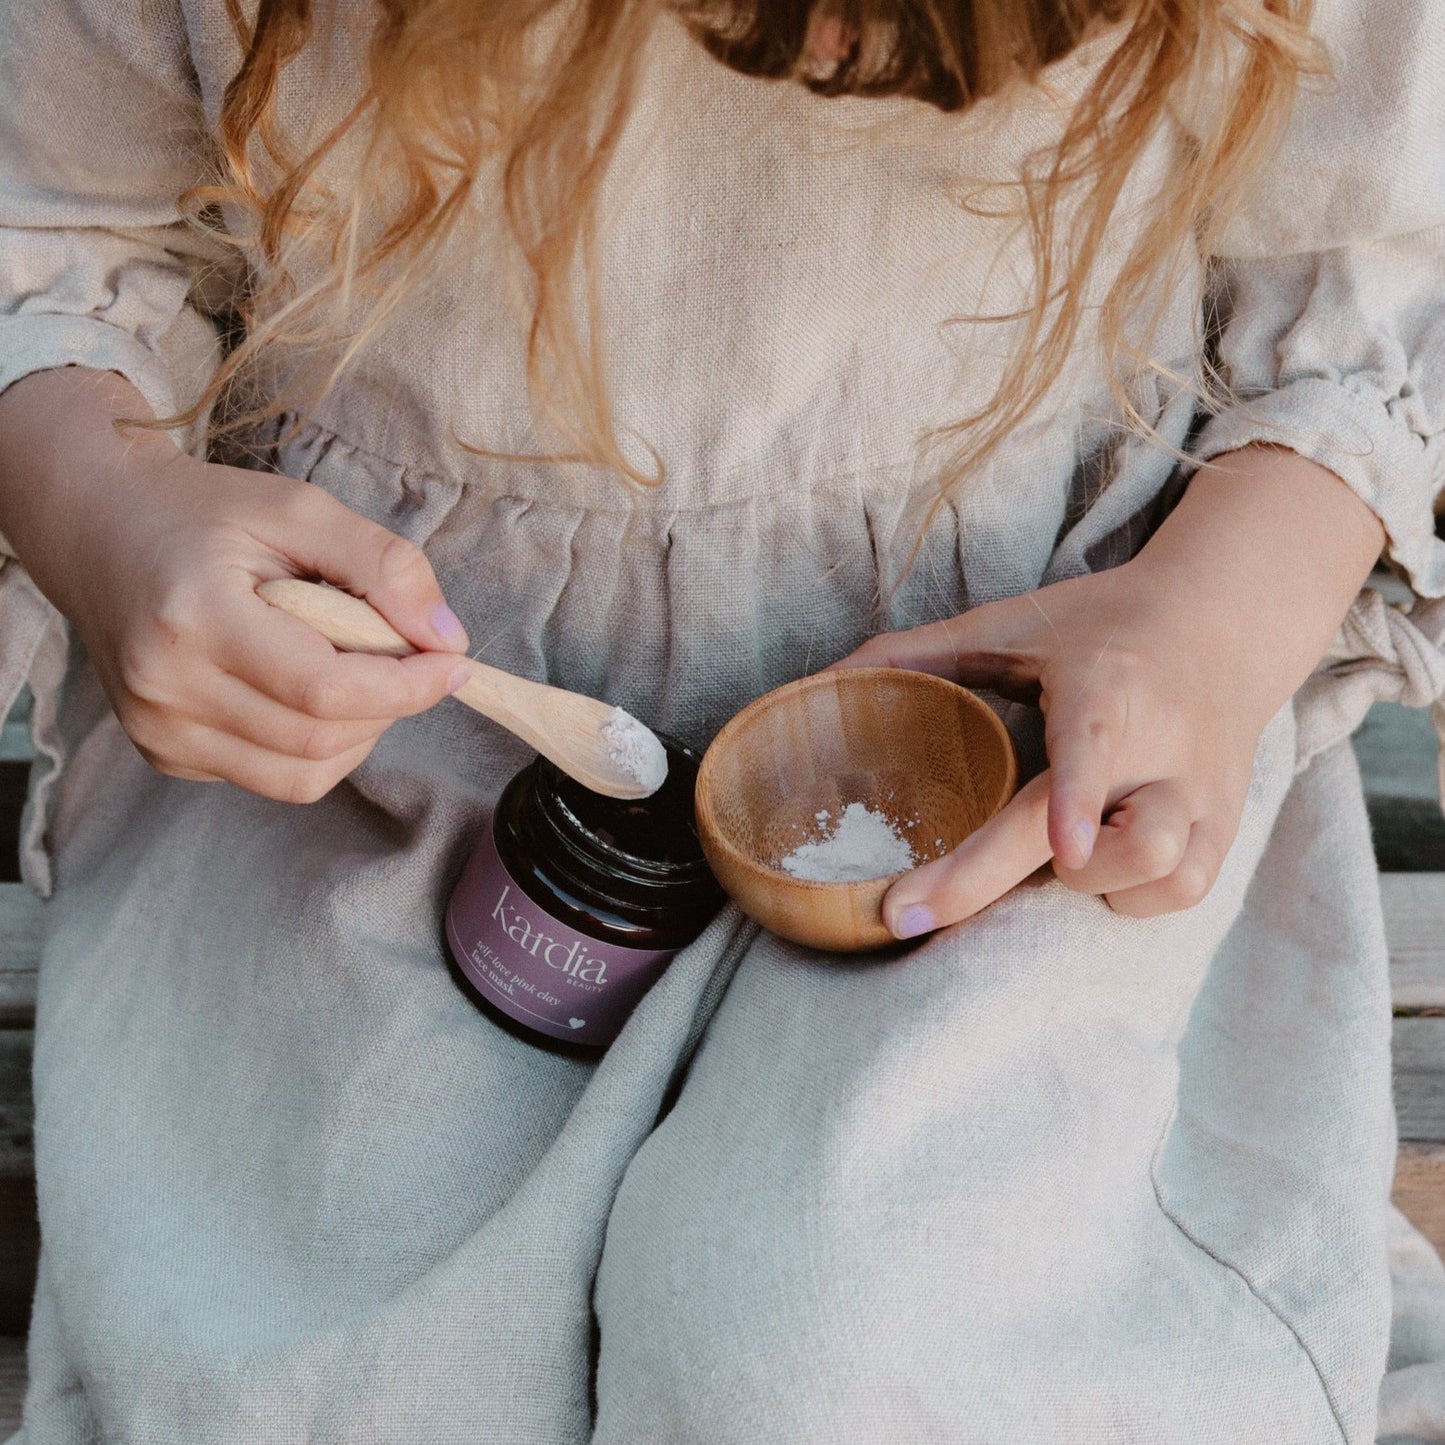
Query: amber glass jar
444 739 723 1054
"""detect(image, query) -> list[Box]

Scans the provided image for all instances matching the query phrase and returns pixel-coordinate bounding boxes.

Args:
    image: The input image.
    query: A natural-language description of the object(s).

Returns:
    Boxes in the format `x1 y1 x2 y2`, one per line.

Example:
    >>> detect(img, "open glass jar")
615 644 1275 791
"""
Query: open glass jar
444 738 724 1053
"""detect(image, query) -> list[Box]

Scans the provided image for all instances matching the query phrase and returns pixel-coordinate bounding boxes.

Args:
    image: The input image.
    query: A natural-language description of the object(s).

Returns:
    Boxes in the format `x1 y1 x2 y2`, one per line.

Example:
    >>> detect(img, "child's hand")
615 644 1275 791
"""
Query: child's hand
0 369 469 804
67 455 470 804
832 446 1387 937
834 563 1263 931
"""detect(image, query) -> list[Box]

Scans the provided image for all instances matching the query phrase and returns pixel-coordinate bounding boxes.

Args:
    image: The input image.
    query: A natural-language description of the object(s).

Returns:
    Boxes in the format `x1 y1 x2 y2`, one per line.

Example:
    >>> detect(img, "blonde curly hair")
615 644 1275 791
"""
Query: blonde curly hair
177 0 1321 498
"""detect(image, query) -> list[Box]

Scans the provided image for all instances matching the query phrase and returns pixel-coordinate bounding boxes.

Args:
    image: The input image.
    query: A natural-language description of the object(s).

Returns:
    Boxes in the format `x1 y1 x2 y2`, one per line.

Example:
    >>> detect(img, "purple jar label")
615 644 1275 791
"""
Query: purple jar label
445 825 677 1048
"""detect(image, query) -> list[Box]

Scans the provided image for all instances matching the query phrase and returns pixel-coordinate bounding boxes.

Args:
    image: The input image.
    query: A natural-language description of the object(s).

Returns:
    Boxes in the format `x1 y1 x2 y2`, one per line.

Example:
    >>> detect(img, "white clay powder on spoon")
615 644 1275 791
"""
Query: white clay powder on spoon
599 706 669 795
778 802 916 882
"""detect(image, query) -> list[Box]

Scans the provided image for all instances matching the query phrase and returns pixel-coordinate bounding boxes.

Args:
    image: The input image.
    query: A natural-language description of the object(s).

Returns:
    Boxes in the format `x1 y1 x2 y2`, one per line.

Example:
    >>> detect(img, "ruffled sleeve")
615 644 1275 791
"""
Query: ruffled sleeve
0 0 226 436
0 0 225 891
1189 0 1445 801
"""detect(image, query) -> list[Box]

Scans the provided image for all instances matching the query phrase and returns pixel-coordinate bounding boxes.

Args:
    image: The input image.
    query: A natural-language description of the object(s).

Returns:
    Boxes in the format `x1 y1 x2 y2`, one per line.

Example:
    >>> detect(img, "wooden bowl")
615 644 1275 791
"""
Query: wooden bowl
695 667 1018 952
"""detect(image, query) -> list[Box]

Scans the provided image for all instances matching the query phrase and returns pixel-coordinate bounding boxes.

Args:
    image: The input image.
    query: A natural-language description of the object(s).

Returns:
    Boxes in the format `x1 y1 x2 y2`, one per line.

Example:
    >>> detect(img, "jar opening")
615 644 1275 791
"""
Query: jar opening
535 737 711 883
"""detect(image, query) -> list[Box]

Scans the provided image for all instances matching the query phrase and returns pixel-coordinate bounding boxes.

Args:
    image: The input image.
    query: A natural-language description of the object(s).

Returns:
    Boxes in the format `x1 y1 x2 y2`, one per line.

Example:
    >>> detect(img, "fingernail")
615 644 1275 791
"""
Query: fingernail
892 903 937 940
1072 819 1096 865
446 663 470 694
430 603 468 649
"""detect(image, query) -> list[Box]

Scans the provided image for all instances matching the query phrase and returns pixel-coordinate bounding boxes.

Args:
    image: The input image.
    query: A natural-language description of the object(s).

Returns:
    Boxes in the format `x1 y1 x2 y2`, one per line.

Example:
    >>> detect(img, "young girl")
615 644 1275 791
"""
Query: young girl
0 0 1442 1438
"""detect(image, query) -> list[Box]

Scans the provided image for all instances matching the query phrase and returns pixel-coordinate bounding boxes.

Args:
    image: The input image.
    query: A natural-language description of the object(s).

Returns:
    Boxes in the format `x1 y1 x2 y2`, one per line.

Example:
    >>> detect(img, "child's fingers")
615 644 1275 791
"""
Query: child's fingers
1044 689 1127 869
828 602 1038 698
133 718 379 804
1051 779 1193 896
882 771 1054 938
268 485 469 654
1103 823 1228 918
185 671 391 761
219 598 466 721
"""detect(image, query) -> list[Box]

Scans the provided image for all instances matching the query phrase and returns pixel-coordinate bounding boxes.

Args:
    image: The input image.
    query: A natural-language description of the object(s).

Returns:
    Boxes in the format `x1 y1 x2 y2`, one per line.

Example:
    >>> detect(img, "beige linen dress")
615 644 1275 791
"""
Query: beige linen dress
1 0 1444 1440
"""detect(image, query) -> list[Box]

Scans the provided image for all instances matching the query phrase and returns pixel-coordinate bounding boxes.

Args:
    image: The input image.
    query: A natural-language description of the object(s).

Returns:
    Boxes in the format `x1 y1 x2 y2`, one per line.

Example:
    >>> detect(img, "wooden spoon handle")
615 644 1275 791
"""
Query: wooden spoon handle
257 578 575 742
257 578 415 658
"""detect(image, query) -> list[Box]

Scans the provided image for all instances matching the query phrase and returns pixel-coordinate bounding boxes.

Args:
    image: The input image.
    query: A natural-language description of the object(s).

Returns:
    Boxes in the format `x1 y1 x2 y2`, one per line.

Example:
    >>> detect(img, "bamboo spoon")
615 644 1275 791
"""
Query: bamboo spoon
258 578 668 800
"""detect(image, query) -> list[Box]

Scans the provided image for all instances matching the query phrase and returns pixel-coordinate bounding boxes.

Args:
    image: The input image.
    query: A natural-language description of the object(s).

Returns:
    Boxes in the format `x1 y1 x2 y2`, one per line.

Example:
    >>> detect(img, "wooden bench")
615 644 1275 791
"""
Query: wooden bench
1385 873 1445 1252
0 758 1441 1429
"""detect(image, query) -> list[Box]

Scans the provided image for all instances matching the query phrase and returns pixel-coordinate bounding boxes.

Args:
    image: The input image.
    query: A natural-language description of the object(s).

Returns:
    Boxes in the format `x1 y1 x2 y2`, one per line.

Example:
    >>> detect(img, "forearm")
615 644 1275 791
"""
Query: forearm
1130 444 1386 729
0 368 181 612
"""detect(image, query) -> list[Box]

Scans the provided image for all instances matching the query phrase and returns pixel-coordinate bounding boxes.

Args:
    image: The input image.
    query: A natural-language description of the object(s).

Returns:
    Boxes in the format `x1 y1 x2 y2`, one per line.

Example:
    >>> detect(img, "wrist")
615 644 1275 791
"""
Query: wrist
1126 444 1384 724
0 368 183 611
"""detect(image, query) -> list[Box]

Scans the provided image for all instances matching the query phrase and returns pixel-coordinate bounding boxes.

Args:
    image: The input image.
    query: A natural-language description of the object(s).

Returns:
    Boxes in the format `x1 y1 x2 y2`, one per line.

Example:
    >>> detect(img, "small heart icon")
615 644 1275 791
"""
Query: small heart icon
567 1018 586 1030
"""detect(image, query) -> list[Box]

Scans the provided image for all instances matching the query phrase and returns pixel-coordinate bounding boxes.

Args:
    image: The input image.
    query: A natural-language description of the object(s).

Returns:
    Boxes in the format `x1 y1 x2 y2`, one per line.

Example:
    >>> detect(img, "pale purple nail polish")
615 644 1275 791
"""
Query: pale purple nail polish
446 664 470 694
430 603 468 648
1072 819 1096 864
893 903 937 940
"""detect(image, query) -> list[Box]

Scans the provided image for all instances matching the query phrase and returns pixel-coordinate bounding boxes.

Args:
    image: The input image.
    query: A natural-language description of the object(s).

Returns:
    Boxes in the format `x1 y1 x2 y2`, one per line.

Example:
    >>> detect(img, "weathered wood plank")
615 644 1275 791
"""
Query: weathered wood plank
0 890 39 1032
1384 874 1445 1012
1394 1016 1445 1142
0 722 28 765
1395 1143 1445 1266
1 684 31 890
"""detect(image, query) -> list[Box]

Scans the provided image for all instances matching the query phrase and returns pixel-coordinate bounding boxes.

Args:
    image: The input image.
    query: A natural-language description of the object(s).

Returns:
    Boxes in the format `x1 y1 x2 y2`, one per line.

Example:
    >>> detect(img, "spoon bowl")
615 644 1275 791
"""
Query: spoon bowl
695 667 1017 952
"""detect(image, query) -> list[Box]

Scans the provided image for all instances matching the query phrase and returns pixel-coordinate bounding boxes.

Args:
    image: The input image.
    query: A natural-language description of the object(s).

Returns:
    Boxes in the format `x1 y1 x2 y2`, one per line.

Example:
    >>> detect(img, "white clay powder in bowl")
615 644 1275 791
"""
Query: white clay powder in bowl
777 803 918 883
